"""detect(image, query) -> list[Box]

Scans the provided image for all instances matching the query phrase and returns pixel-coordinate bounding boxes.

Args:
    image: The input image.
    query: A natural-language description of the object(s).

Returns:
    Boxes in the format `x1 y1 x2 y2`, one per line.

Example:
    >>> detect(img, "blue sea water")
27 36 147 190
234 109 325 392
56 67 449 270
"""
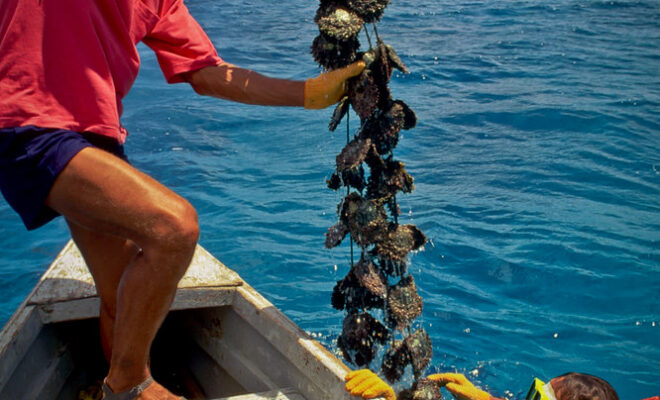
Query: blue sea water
1 0 659 398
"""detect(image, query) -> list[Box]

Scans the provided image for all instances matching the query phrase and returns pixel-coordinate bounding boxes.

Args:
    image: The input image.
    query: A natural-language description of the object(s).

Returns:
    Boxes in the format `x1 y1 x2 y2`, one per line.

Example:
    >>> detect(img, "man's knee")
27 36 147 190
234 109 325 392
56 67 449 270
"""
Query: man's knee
150 197 199 258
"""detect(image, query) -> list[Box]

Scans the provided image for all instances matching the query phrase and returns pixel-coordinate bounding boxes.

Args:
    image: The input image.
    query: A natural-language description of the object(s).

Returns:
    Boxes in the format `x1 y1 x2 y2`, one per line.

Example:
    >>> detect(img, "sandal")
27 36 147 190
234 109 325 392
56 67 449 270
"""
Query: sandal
102 376 187 399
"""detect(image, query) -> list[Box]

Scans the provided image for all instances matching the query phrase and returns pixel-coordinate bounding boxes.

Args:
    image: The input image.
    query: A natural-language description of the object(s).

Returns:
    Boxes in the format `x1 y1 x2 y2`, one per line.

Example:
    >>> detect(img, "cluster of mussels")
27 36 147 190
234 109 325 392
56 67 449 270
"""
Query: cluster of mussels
312 1 436 399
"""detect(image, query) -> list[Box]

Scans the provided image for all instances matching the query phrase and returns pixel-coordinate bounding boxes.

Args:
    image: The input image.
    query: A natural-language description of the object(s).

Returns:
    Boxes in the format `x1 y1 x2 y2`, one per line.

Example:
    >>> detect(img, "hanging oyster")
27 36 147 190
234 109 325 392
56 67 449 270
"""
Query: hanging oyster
329 96 350 131
375 224 426 266
382 339 409 382
338 312 390 366
367 158 415 202
316 4 364 41
346 0 390 23
332 268 385 311
312 33 360 70
354 257 388 298
405 329 432 378
398 378 443 400
325 221 349 248
361 100 417 155
337 137 374 171
386 275 423 330
381 328 432 382
348 69 380 119
327 166 367 192
339 193 389 246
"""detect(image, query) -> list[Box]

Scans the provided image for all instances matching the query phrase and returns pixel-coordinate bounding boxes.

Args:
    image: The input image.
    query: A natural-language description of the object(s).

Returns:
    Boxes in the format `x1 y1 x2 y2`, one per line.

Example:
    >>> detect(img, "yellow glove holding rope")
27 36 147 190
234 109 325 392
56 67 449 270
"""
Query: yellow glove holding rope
427 373 493 400
345 369 396 400
304 61 366 109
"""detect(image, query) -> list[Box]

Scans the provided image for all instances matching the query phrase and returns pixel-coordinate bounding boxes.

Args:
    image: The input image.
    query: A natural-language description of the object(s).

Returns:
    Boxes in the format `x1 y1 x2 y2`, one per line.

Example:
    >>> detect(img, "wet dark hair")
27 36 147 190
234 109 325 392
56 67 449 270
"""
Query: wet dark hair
553 372 619 400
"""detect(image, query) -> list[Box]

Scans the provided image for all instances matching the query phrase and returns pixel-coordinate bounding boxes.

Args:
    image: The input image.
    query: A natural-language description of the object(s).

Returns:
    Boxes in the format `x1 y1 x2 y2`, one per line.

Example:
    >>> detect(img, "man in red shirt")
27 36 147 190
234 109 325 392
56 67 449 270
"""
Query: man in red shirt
0 0 363 398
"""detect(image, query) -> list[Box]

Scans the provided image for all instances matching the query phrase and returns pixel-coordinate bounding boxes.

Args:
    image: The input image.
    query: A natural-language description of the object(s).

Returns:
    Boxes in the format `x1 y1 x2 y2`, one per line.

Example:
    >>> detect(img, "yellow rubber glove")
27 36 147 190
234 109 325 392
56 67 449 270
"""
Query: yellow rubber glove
304 61 366 109
427 373 493 400
345 369 396 400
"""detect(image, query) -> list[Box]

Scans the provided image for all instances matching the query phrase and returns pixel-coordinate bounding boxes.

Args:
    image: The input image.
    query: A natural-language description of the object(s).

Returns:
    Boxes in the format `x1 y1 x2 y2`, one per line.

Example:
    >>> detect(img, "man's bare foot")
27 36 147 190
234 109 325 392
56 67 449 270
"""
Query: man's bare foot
136 380 183 400
104 376 183 400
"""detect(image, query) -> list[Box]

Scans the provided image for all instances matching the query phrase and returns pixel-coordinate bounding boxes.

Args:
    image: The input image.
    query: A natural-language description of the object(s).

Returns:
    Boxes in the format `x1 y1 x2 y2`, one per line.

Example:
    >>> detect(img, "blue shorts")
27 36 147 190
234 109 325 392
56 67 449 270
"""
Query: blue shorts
0 126 128 230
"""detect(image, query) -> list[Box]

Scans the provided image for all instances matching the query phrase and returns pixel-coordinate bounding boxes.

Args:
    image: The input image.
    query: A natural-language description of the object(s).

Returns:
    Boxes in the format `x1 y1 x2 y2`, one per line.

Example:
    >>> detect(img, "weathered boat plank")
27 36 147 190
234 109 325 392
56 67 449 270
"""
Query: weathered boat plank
29 241 243 306
215 387 306 400
0 304 42 391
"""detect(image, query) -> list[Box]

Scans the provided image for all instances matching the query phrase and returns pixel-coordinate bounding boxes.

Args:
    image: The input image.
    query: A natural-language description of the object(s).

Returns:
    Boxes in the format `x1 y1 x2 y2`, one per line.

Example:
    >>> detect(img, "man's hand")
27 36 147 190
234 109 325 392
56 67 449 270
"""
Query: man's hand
427 373 494 400
345 369 395 400
304 61 366 109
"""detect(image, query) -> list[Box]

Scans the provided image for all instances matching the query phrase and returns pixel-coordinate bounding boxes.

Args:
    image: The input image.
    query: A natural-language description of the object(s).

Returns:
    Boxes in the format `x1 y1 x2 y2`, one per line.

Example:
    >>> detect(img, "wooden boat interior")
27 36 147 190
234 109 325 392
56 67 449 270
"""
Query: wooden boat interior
0 241 365 400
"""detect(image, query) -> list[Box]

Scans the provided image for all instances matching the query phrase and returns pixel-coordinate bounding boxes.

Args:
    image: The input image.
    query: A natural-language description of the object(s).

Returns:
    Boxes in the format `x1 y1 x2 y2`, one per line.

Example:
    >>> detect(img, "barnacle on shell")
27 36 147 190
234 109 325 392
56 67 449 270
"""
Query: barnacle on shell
325 221 349 248
354 257 388 298
361 100 417 154
346 0 390 23
339 192 389 247
337 137 374 172
375 224 426 266
337 312 390 366
398 378 442 400
332 268 385 311
316 4 364 41
386 275 423 330
405 329 432 378
312 33 360 70
348 69 380 119
382 340 409 382
367 158 415 202
381 328 432 382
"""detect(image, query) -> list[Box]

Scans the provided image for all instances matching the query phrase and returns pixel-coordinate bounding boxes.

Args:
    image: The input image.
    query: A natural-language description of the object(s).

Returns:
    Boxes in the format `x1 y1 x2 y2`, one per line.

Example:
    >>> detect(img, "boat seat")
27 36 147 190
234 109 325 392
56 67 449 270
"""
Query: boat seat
213 387 307 400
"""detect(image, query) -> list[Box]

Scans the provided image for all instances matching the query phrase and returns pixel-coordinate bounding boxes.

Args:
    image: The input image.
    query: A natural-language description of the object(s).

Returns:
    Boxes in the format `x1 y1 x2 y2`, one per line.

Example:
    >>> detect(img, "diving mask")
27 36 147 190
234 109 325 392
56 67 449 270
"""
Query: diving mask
525 378 557 400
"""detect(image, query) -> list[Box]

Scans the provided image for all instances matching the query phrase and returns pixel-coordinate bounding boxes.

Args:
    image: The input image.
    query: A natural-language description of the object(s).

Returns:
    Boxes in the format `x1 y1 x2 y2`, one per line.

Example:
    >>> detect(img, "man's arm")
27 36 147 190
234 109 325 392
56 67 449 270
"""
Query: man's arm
184 61 365 109
184 63 304 106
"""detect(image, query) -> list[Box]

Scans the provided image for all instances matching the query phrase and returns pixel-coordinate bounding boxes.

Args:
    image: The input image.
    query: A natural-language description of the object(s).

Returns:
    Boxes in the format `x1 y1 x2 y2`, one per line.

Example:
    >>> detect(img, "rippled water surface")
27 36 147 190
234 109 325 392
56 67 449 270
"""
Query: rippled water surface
1 1 659 398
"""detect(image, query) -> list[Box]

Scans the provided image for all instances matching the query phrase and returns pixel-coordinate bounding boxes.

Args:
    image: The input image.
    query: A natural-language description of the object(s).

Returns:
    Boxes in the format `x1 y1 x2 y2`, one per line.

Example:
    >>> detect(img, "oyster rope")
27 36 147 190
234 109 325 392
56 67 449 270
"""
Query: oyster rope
312 1 436 398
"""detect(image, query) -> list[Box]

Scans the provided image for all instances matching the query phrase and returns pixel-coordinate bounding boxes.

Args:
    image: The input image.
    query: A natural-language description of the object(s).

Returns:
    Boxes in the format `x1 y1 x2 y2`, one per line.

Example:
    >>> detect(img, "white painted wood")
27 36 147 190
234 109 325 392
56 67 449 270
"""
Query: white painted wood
28 240 243 307
214 387 306 400
232 285 359 400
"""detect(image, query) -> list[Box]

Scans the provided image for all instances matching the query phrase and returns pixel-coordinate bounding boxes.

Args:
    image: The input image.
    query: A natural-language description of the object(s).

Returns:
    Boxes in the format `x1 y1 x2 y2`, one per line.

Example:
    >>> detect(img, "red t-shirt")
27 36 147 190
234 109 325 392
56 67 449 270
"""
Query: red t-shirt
0 0 222 143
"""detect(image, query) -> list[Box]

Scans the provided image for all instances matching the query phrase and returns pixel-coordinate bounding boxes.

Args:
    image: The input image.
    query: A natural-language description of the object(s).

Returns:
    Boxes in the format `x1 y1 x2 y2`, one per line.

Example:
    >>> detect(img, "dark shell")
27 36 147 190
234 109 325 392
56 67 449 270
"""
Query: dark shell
385 44 409 74
361 100 417 155
382 340 409 382
392 100 417 130
387 275 423 330
339 192 389 247
354 257 388 298
343 165 367 191
327 172 341 190
337 137 373 172
367 158 415 202
329 96 350 132
375 224 426 264
405 329 433 378
338 312 390 366
325 221 349 248
316 4 364 41
398 378 442 400
346 0 390 23
311 33 360 70
348 70 380 119
332 269 385 311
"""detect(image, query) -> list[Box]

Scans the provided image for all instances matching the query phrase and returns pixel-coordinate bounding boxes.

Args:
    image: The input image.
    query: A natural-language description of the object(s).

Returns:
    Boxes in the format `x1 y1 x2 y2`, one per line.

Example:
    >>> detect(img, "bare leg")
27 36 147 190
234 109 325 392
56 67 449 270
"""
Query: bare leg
47 147 199 398
66 219 139 362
